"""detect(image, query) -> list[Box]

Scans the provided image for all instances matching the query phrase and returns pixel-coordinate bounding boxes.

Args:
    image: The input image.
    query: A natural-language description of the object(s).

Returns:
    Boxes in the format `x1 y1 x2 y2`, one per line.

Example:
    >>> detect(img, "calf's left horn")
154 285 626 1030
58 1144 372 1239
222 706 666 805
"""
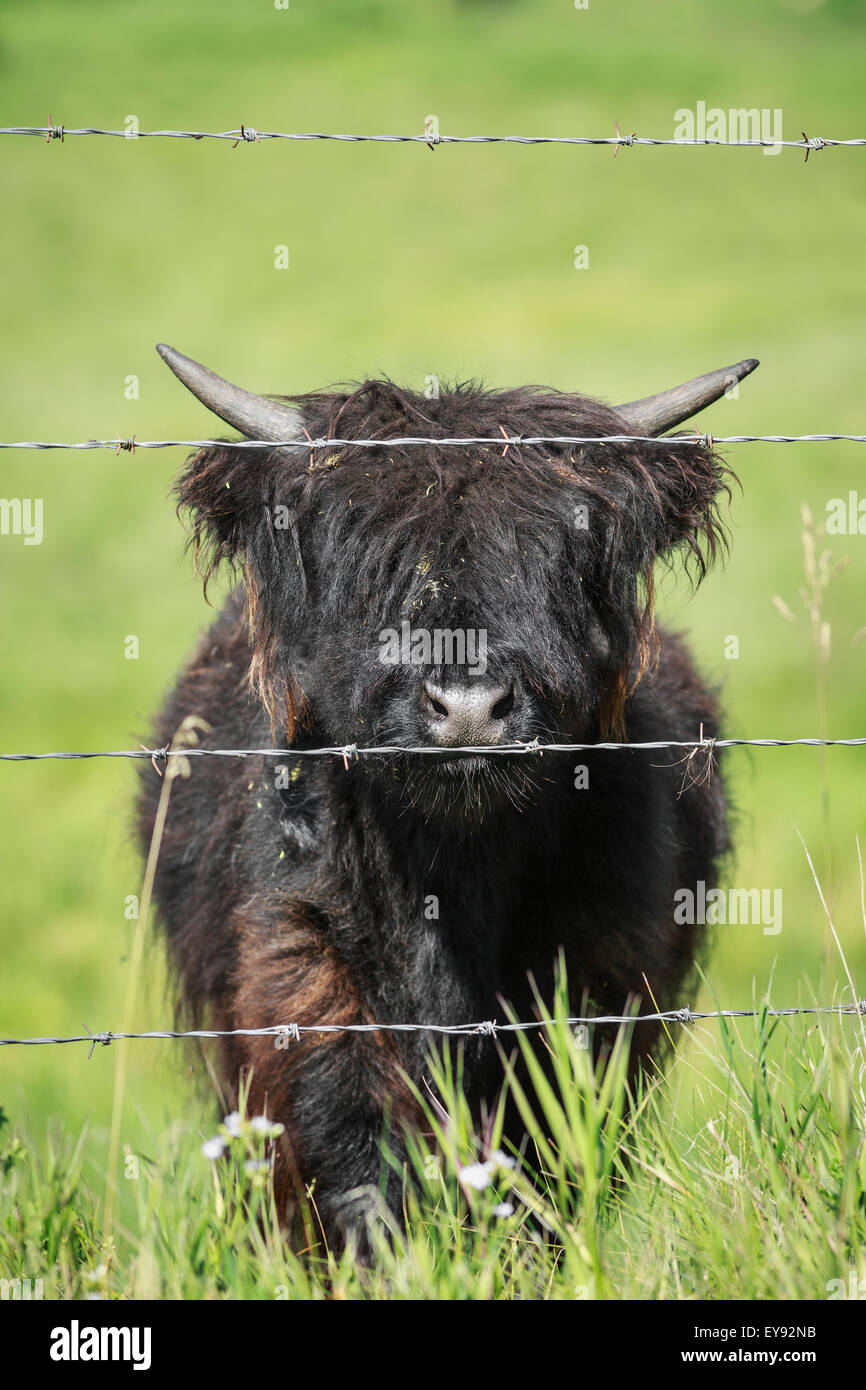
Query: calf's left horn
156 343 304 442
614 358 759 437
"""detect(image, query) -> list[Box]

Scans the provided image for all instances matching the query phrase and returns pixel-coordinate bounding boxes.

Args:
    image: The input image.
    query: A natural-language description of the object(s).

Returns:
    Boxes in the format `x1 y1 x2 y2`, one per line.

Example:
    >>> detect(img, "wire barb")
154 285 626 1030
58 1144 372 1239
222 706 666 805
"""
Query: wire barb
678 724 719 793
145 745 169 776
613 121 637 157
341 743 359 771
424 116 441 151
84 1027 113 1059
516 737 543 755
801 131 826 163
232 124 260 149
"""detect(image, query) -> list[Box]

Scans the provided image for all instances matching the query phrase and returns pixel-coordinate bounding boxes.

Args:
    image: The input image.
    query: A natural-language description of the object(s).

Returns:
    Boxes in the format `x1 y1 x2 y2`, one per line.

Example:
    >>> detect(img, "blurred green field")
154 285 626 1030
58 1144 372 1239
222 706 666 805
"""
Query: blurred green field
1 0 865 1246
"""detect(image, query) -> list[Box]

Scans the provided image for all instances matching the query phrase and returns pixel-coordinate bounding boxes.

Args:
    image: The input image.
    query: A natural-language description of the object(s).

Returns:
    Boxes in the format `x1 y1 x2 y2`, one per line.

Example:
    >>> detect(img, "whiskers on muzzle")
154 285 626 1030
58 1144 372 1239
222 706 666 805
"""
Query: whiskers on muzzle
361 708 561 823
394 750 548 823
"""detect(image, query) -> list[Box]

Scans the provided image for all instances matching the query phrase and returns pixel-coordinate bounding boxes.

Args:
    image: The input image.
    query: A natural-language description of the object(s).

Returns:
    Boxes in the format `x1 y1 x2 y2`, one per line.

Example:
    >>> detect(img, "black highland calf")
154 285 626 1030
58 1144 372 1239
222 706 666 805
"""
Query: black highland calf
139 348 756 1240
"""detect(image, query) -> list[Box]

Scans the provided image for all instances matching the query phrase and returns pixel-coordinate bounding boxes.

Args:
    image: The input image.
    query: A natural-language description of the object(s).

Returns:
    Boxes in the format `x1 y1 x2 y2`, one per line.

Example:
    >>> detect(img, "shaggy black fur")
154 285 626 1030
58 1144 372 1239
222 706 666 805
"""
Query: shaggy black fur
138 379 732 1241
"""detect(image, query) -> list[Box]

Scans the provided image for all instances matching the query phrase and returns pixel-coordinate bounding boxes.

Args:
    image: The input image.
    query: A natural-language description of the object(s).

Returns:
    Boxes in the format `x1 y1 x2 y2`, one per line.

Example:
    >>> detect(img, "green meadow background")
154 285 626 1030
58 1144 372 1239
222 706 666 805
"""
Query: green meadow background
1 0 864 1209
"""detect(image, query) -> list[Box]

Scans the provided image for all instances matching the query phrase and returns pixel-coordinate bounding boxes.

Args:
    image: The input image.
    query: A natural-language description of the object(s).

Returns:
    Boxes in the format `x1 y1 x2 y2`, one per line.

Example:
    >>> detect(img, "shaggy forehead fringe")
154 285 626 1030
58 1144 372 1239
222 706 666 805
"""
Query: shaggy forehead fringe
277 374 732 545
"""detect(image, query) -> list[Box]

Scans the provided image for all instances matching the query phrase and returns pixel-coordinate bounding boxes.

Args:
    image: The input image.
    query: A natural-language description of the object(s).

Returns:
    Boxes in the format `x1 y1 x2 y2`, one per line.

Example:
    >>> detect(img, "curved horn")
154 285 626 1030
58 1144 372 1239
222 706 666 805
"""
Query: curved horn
156 343 304 442
615 358 759 436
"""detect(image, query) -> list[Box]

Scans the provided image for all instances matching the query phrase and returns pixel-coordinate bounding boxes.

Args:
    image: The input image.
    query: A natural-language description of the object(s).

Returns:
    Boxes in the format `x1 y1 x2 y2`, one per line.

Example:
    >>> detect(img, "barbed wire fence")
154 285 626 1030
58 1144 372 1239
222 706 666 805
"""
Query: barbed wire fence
3 1001 865 1056
2 433 866 453
1 736 866 765
1 124 863 157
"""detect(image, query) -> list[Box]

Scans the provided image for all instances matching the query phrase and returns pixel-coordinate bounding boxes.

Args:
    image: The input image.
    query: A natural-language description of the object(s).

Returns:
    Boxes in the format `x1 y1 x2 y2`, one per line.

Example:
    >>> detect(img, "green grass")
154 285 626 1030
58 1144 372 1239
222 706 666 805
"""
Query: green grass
3 972 866 1300
1 0 866 1298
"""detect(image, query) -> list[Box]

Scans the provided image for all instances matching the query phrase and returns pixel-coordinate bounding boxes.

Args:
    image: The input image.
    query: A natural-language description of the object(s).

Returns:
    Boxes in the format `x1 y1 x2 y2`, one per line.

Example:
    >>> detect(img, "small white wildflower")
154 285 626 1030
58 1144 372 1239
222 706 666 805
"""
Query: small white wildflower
488 1150 516 1171
222 1112 243 1137
83 1264 109 1284
250 1115 285 1138
493 1202 515 1218
244 1158 271 1175
458 1162 492 1191
201 1136 226 1160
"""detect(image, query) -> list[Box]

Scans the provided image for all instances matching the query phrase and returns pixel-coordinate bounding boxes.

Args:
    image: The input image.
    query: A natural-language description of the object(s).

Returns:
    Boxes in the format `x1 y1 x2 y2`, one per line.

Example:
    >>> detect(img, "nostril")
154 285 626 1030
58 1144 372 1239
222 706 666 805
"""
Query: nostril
422 682 450 719
490 685 515 721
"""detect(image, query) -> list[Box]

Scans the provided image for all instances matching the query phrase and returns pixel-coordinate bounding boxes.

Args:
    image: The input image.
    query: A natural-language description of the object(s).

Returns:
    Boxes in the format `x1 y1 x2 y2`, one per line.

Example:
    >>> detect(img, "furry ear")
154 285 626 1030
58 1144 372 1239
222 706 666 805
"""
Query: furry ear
637 435 734 576
175 444 298 582
576 437 733 738
176 444 310 736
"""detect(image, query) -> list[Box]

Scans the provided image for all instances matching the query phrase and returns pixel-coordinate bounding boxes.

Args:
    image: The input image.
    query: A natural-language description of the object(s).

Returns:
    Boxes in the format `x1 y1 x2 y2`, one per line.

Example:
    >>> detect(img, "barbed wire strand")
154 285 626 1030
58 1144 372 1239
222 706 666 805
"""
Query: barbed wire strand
0 126 862 153
2 433 866 453
2 1001 865 1053
2 737 866 764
